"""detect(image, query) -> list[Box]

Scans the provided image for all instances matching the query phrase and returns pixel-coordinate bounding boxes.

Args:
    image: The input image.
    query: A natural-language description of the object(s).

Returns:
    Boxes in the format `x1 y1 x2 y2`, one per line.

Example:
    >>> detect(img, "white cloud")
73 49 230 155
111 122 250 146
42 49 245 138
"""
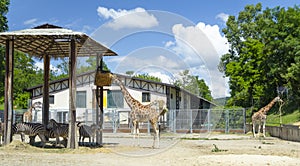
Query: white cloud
216 13 229 23
165 22 230 98
34 61 62 75
24 18 38 25
97 6 159 30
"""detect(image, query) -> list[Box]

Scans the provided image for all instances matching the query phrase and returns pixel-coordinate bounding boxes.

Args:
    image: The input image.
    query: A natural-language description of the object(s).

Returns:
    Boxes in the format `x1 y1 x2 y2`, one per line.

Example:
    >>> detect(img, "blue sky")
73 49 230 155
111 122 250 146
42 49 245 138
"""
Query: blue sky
7 0 299 98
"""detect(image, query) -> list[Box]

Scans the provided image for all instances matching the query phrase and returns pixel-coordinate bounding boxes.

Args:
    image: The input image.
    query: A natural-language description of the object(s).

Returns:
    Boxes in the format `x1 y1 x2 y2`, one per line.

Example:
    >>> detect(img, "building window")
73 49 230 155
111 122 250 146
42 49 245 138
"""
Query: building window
142 92 151 102
76 91 86 108
49 95 54 104
107 90 124 108
57 111 68 123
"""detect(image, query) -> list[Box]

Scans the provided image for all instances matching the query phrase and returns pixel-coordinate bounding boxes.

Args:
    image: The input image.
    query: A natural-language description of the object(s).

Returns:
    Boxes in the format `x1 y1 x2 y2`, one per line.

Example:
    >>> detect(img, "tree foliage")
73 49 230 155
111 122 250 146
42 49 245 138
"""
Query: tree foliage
0 0 9 104
134 73 162 82
219 3 300 111
174 70 213 101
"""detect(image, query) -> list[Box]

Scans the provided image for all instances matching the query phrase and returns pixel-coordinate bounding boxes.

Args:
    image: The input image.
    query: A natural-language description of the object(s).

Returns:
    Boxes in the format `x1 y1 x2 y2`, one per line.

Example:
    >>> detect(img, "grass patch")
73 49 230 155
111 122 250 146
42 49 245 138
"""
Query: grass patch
181 137 219 140
211 144 228 152
267 110 300 126
262 141 274 145
0 103 3 110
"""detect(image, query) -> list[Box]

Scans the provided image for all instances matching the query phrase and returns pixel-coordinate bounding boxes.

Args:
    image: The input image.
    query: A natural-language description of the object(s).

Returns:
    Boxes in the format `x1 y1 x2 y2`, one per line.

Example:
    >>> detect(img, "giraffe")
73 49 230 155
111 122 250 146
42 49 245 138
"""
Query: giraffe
111 74 167 148
23 101 42 122
252 96 283 138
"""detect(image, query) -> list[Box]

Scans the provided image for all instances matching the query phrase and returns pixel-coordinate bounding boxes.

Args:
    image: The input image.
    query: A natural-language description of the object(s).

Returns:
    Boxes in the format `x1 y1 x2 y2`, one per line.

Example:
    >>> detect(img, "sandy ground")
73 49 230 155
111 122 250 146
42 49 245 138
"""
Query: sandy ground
0 132 300 166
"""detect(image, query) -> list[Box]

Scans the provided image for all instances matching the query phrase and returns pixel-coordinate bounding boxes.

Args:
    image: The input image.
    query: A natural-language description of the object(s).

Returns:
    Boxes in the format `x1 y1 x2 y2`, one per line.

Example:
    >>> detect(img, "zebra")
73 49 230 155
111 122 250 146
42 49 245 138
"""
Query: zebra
77 122 100 146
0 122 3 144
12 122 47 147
47 119 68 147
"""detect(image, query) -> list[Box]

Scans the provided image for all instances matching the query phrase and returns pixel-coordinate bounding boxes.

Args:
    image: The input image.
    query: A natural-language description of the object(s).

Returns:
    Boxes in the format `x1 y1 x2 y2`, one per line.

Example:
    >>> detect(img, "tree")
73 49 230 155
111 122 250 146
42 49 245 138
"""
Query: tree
77 56 109 74
134 73 162 82
0 0 9 104
219 3 300 110
174 70 212 101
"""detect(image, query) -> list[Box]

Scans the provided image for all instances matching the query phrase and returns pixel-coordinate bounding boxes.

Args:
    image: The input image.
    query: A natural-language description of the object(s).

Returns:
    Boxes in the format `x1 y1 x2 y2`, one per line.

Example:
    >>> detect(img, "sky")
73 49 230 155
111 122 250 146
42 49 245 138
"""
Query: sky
7 0 299 98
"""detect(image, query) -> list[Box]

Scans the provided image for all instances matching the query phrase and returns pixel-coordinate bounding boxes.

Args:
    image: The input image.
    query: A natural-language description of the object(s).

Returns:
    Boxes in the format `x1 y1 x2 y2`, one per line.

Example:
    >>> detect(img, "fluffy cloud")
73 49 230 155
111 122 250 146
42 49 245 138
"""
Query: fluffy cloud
97 6 159 30
24 18 38 25
165 22 230 98
216 13 229 23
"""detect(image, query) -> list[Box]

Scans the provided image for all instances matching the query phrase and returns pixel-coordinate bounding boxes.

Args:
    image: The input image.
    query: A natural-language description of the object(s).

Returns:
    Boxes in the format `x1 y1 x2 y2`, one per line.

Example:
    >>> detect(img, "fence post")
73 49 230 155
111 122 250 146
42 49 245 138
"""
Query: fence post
113 109 116 133
208 109 211 132
225 110 229 133
243 108 246 134
190 109 193 134
174 110 176 133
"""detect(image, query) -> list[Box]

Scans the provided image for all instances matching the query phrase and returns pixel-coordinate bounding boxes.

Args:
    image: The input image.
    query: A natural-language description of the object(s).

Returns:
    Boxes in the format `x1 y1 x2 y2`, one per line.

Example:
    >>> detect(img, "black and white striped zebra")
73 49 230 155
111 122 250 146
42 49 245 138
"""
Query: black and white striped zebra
12 122 47 147
47 119 68 147
77 122 100 146
0 122 4 145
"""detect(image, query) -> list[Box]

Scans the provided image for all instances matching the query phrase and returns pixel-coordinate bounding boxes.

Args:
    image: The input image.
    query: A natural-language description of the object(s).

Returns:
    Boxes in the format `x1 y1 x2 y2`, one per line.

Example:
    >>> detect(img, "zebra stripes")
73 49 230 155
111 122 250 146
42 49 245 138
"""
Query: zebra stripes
77 122 100 145
12 122 47 147
47 119 69 147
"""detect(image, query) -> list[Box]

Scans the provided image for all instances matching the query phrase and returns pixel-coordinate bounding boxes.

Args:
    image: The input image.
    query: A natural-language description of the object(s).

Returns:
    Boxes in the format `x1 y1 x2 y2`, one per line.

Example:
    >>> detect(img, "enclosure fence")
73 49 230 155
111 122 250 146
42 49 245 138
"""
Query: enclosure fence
81 108 246 134
7 108 246 134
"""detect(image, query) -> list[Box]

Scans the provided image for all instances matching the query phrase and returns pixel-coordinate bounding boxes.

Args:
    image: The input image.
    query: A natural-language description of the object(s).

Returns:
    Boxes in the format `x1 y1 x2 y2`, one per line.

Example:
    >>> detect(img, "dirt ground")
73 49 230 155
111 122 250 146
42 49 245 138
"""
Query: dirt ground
0 132 299 166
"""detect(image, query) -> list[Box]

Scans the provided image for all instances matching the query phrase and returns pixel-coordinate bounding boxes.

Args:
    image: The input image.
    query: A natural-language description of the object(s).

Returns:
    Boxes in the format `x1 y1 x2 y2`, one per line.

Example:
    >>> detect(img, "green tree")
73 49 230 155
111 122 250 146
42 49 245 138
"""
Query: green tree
0 0 9 104
219 3 300 110
134 73 162 82
77 57 109 74
174 70 212 101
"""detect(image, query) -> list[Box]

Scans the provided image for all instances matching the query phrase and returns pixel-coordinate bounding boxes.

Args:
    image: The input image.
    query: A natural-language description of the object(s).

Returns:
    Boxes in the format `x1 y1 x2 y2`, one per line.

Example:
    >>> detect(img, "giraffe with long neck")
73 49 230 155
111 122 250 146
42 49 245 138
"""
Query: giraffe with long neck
252 96 283 138
111 74 167 148
23 102 42 122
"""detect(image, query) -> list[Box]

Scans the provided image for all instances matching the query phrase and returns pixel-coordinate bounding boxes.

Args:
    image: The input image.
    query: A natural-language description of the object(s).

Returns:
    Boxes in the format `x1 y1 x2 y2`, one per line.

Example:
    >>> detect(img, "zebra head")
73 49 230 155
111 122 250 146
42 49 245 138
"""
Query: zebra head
47 119 58 129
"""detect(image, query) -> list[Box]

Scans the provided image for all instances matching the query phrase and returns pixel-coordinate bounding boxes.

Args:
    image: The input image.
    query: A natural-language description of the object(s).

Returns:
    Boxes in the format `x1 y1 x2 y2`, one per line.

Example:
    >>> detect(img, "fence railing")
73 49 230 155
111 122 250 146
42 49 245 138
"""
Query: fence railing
167 109 246 134
6 108 246 134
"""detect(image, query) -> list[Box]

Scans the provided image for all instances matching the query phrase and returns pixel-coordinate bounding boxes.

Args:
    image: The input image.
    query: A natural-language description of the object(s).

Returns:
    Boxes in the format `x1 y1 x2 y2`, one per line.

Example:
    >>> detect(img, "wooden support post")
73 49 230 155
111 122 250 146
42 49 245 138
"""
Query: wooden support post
95 55 102 146
95 56 104 146
67 38 78 149
4 38 14 145
42 54 50 127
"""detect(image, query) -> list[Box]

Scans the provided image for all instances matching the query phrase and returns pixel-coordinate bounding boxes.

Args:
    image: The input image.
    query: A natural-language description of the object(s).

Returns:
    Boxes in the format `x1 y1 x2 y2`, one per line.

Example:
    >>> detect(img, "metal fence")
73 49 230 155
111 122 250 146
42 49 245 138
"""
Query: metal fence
80 108 246 134
11 108 245 134
168 109 246 134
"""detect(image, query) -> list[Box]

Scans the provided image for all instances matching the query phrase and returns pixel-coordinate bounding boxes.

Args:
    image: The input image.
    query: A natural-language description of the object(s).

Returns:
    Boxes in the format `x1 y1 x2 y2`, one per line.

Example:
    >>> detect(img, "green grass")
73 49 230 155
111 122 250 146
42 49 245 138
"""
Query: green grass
0 103 3 110
267 110 300 126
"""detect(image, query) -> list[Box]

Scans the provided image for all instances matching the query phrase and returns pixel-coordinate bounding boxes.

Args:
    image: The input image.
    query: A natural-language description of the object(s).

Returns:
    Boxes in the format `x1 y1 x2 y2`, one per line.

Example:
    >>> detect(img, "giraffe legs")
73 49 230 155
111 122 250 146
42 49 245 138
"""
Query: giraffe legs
150 121 159 149
252 122 256 138
132 121 140 147
262 121 266 137
257 123 261 137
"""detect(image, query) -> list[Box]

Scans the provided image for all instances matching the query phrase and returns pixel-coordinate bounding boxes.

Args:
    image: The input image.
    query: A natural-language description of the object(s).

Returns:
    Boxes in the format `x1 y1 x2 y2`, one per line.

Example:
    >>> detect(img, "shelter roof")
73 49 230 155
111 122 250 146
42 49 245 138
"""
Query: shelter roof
0 24 117 58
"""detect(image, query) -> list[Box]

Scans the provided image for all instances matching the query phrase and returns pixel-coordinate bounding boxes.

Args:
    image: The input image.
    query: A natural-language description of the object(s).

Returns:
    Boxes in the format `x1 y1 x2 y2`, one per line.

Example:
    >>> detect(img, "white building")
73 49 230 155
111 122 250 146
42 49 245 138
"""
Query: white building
26 71 216 128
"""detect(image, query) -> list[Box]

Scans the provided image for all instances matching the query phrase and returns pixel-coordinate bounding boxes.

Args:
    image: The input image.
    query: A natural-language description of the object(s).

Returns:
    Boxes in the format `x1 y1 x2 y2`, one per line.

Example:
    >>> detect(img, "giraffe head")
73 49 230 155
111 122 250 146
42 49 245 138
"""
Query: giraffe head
32 101 42 110
274 96 283 103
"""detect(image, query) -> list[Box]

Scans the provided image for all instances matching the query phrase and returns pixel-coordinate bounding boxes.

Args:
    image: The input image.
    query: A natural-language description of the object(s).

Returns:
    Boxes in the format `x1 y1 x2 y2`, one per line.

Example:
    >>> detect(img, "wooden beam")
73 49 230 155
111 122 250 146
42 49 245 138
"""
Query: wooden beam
4 38 14 145
95 55 101 145
42 54 50 127
67 38 78 149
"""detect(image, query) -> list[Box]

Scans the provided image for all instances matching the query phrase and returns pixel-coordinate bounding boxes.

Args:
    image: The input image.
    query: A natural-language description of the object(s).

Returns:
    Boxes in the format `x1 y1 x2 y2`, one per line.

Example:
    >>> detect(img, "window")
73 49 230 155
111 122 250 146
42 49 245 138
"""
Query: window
76 91 86 108
107 90 124 108
142 92 151 102
57 111 68 123
49 95 54 104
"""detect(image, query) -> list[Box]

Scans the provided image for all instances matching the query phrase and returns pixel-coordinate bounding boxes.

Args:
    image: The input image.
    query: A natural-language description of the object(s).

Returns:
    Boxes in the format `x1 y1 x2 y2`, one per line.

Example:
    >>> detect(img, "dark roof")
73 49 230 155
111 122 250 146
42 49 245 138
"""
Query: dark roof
0 24 117 58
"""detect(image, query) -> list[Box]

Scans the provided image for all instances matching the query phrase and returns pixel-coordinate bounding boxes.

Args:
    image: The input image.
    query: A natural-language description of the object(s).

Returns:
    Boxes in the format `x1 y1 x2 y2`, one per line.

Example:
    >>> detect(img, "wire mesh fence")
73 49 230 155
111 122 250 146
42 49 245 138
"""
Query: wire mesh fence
11 108 245 134
167 109 246 133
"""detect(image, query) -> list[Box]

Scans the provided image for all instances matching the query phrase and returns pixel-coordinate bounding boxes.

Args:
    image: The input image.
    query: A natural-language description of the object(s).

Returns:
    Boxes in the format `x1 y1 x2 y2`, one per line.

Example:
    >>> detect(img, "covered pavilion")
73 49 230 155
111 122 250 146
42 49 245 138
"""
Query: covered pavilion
0 23 117 148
